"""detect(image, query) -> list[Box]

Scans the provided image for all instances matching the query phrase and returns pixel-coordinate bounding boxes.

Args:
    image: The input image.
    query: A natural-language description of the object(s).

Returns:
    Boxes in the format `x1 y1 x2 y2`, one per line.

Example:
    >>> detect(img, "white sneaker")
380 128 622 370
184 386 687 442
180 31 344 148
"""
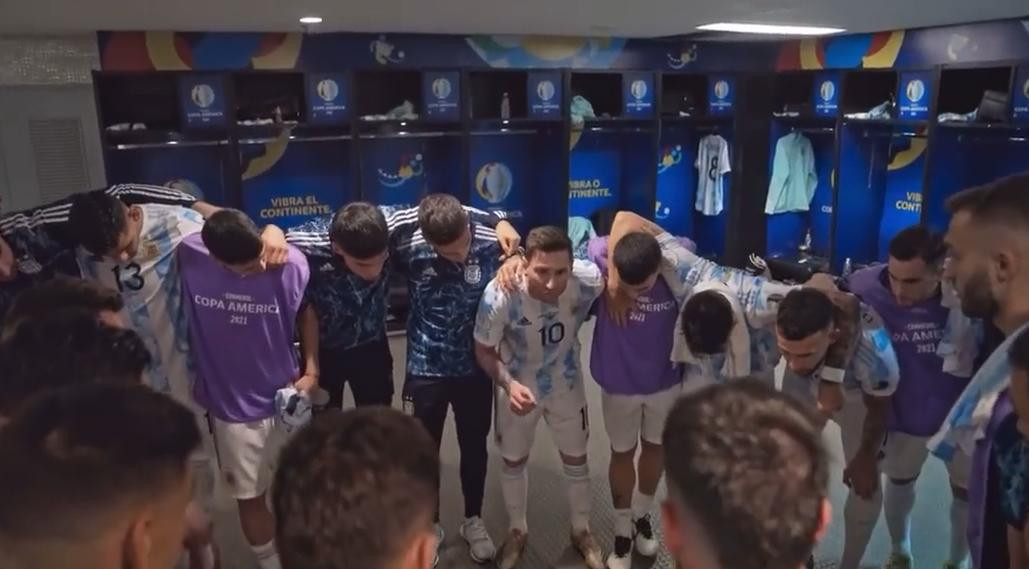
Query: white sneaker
605 535 633 569
634 515 660 557
432 524 445 567
459 516 496 563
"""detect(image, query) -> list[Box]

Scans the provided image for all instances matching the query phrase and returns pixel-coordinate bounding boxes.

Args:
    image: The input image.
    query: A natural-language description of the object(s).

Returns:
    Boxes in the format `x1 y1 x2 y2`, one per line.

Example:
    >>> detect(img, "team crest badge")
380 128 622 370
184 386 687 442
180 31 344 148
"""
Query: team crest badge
464 264 482 284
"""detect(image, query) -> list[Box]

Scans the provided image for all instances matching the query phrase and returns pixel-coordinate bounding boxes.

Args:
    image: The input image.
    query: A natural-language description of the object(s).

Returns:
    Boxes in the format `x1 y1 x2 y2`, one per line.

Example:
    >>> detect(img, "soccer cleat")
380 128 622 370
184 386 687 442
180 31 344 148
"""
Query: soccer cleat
459 516 496 563
634 514 660 557
605 535 633 569
432 524 445 567
497 528 528 569
882 553 912 569
571 528 605 569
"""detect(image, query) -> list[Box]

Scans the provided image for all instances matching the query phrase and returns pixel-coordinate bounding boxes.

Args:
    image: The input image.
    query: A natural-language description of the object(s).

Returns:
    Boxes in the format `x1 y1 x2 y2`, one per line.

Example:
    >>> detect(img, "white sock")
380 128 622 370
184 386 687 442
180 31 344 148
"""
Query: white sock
614 508 633 538
949 496 970 565
839 487 883 569
884 479 916 556
563 462 591 533
631 489 655 521
502 462 529 533
251 540 281 569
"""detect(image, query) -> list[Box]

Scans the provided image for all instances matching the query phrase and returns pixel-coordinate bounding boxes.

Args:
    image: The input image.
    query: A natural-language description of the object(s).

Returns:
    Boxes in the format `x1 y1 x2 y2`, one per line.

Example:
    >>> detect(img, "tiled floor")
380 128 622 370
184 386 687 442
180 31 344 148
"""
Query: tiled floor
210 322 958 569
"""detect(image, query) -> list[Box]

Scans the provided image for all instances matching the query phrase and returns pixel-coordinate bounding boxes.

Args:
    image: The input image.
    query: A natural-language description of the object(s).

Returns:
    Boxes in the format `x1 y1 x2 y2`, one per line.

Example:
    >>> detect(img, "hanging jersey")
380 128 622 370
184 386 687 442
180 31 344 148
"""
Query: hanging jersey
695 135 731 216
77 204 204 405
475 260 604 399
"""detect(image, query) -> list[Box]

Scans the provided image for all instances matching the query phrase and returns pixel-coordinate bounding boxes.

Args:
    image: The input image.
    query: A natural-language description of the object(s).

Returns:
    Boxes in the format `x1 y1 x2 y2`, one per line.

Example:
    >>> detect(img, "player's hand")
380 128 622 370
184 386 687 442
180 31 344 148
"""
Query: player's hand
0 234 15 282
497 256 524 293
605 278 634 327
495 220 521 258
260 225 289 267
506 380 537 416
816 380 845 416
293 373 319 395
843 450 880 499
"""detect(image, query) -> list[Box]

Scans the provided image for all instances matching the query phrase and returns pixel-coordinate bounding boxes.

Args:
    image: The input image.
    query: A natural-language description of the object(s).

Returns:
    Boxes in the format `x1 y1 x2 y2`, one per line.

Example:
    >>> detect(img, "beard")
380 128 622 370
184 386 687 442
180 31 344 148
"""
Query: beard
958 271 999 320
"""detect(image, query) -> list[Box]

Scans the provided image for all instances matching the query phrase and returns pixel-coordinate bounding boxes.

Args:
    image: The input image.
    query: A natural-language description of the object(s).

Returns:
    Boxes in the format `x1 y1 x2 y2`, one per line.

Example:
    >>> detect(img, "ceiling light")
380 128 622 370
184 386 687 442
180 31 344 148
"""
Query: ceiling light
697 23 844 36
299 16 323 24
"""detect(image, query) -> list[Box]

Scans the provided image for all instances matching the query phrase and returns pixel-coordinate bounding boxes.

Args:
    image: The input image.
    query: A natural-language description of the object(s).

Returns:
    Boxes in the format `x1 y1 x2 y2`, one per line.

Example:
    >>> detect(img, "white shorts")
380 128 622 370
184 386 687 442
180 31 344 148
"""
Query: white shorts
601 383 682 453
882 431 971 489
495 381 589 462
210 416 288 500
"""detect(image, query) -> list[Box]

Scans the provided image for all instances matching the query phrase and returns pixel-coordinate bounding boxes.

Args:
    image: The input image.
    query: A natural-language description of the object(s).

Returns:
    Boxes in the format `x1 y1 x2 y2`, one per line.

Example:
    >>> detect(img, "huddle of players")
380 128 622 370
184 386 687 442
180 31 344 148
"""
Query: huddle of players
3 172 1025 569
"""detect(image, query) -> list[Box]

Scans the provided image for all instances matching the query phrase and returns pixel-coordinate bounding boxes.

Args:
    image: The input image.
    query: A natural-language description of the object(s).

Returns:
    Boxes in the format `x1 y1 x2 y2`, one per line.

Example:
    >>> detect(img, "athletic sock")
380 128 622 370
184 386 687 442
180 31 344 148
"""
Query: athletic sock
614 508 633 538
502 462 529 533
949 495 970 565
563 462 591 533
884 479 916 556
839 487 882 569
631 489 655 521
251 540 281 569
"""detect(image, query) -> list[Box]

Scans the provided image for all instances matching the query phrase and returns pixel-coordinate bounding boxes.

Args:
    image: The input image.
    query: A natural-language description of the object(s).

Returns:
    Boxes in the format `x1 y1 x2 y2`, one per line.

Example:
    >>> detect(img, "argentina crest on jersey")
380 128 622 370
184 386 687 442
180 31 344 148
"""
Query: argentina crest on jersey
464 263 482 284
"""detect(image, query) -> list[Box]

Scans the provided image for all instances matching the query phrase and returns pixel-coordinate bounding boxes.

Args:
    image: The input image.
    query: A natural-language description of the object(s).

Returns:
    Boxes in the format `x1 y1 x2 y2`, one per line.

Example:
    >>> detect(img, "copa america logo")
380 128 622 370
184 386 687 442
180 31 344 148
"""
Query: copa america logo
630 80 648 101
820 81 836 102
714 80 730 100
316 79 339 102
190 84 215 108
906 79 926 103
432 78 452 100
537 80 556 101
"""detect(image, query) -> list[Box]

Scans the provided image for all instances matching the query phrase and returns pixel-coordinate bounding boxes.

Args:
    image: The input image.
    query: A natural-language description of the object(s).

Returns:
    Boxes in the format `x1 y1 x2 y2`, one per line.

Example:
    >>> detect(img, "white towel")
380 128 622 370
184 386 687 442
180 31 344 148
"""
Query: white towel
672 281 752 381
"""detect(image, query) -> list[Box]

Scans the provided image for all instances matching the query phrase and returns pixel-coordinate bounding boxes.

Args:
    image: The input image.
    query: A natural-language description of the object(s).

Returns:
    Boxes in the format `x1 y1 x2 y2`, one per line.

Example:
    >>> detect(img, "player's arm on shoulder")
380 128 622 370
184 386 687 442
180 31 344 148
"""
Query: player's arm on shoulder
295 303 320 392
853 305 900 397
284 216 332 257
0 234 13 282
107 183 199 209
573 259 605 305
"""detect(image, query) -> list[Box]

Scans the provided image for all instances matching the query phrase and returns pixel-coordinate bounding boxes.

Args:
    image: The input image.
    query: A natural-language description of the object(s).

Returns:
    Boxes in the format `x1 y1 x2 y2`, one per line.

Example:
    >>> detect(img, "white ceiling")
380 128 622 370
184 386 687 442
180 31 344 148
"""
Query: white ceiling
0 0 1027 38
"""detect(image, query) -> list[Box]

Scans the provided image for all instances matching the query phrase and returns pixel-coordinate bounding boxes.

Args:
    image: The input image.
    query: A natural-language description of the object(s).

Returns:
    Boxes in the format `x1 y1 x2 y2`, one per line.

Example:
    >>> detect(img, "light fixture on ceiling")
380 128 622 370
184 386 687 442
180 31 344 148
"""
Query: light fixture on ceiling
299 16 323 24
696 22 844 36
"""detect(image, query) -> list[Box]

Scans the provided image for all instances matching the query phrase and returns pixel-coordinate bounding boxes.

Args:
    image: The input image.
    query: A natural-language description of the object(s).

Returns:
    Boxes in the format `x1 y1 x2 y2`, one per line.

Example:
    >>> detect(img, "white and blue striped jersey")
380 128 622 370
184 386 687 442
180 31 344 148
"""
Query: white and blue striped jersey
474 260 605 399
77 204 204 404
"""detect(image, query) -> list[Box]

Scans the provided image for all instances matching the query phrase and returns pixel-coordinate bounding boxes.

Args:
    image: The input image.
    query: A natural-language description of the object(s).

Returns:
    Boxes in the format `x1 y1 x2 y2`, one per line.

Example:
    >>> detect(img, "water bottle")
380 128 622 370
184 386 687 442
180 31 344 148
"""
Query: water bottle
841 257 853 279
500 92 511 119
799 228 812 253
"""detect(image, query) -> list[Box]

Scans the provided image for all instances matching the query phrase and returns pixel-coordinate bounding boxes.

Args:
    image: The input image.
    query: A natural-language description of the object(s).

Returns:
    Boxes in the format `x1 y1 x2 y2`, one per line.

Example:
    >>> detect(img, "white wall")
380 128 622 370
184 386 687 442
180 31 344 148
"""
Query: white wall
0 35 106 212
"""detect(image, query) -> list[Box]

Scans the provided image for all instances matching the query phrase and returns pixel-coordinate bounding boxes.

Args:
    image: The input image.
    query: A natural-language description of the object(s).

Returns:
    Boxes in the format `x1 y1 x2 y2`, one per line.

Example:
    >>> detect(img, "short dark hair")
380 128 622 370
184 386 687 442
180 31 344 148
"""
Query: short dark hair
273 407 440 569
681 291 734 355
0 310 151 415
201 209 263 265
888 225 945 266
946 172 1029 228
525 226 572 261
330 202 389 259
1010 327 1029 373
776 288 835 341
418 194 468 246
613 232 662 286
68 190 127 256
663 379 828 569
2 276 123 337
0 384 200 550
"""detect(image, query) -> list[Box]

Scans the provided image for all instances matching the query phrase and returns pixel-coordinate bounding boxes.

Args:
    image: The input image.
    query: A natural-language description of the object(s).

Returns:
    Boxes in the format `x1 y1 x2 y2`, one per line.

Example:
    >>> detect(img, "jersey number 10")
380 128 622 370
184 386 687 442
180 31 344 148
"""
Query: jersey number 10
538 322 566 346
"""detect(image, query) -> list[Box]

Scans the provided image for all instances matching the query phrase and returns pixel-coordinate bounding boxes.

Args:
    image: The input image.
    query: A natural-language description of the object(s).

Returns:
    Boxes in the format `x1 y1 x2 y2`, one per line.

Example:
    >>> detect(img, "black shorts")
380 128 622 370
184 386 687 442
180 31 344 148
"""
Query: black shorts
319 336 394 409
